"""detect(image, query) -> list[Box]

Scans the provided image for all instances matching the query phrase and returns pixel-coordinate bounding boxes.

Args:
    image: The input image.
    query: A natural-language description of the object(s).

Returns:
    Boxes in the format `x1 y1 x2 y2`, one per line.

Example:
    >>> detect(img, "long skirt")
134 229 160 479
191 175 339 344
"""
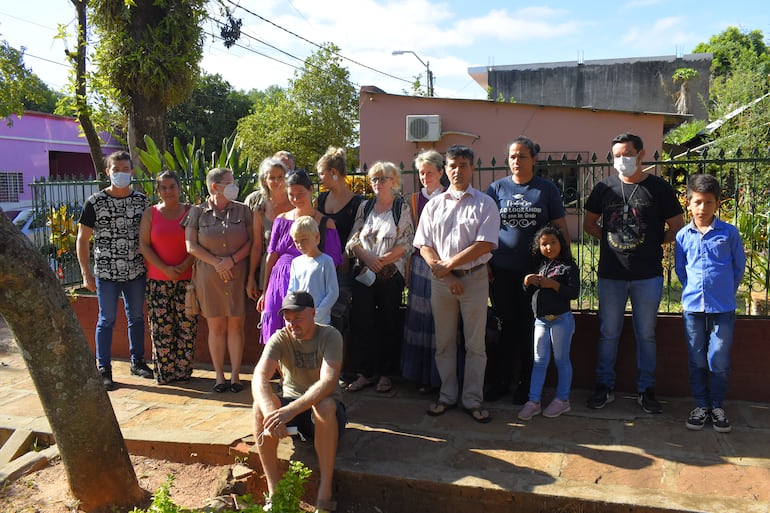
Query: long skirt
401 254 441 388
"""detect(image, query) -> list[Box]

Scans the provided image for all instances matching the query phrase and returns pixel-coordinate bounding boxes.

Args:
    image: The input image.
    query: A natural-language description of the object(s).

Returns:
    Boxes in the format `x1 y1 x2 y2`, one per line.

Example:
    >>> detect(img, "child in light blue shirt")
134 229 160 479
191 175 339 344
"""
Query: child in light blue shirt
675 173 745 433
288 216 339 325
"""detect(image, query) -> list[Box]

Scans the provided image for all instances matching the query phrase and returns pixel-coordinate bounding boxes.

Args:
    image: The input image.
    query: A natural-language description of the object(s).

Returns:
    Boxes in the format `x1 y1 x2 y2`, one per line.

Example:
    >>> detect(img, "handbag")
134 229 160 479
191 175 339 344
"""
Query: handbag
184 264 200 316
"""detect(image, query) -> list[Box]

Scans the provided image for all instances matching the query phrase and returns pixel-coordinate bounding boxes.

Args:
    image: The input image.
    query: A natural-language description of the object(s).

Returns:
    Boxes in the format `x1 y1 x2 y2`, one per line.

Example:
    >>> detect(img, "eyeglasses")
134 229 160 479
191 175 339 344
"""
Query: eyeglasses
369 176 391 184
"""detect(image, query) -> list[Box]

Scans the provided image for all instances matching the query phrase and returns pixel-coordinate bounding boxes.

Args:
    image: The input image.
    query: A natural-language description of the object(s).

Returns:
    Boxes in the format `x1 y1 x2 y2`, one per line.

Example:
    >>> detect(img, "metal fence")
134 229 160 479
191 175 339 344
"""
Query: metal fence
29 149 770 316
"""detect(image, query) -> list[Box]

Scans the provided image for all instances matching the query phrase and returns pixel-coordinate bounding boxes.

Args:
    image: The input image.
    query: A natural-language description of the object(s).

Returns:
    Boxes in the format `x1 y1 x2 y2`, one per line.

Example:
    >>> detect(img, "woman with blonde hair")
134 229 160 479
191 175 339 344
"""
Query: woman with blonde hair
184 167 253 393
346 162 414 393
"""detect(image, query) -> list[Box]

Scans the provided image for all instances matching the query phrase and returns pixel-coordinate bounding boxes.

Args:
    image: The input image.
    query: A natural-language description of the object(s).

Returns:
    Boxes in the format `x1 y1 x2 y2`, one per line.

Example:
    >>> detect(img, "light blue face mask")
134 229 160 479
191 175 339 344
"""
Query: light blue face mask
110 172 132 188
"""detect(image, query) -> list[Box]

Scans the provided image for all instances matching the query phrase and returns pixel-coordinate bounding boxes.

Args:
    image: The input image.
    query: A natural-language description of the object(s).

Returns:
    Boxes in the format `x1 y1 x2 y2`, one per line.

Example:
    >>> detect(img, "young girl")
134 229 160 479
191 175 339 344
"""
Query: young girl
518 225 580 420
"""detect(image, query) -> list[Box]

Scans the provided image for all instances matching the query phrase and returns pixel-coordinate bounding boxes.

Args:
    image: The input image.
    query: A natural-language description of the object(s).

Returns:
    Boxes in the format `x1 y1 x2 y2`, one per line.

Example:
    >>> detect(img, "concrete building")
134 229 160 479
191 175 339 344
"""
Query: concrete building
469 53 712 123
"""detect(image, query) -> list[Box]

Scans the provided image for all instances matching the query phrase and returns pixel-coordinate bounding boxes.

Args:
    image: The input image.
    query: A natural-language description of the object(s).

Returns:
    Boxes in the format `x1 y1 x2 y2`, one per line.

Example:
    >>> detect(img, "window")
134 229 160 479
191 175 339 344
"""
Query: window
0 172 24 202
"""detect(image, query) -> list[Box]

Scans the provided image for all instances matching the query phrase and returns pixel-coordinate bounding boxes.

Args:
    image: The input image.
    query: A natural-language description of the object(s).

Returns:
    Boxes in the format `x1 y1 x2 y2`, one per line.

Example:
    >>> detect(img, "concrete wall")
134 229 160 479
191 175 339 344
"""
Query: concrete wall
484 54 711 121
359 89 664 196
74 295 770 403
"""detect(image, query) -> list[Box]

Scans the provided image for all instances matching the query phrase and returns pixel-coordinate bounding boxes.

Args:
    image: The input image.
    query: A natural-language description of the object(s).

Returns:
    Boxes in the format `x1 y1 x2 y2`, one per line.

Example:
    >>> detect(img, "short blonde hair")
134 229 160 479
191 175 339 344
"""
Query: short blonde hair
290 215 319 238
368 161 401 191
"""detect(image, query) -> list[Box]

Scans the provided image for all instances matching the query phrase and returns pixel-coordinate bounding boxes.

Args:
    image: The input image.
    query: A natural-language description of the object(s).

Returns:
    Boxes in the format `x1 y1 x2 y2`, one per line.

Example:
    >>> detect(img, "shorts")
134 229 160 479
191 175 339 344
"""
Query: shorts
280 396 347 441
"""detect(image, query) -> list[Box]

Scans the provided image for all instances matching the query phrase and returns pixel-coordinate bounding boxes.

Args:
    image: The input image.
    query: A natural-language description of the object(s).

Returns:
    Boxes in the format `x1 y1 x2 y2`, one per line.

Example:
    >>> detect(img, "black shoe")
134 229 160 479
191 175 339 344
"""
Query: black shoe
130 358 154 379
99 366 117 391
484 383 508 402
511 385 529 406
587 384 614 409
711 408 732 433
637 387 662 414
686 407 709 430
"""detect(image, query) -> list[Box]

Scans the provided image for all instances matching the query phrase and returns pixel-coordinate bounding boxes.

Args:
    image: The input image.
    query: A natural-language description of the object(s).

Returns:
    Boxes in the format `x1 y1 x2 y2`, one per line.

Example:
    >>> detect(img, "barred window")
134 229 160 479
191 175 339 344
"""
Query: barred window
0 172 24 202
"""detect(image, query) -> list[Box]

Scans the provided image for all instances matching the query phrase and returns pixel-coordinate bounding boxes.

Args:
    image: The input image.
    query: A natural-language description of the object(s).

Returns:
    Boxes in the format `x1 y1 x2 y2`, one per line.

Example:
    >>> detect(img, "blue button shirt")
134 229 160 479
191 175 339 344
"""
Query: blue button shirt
674 217 746 313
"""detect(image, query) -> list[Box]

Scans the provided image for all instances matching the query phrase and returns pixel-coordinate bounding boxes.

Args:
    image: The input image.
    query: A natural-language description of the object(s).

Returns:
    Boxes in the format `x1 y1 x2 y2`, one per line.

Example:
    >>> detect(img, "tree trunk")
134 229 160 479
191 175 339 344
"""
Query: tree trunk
127 94 167 168
71 0 104 177
0 211 144 511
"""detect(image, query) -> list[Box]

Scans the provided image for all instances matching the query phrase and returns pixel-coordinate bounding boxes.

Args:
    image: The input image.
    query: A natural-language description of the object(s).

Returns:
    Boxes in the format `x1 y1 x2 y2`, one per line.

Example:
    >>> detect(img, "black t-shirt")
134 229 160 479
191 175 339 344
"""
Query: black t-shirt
585 173 682 280
317 191 364 247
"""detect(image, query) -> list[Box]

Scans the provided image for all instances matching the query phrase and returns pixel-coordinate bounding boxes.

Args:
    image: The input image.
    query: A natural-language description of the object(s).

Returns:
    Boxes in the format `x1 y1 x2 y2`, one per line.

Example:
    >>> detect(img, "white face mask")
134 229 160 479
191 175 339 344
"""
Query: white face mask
223 183 239 201
110 172 132 188
613 156 638 177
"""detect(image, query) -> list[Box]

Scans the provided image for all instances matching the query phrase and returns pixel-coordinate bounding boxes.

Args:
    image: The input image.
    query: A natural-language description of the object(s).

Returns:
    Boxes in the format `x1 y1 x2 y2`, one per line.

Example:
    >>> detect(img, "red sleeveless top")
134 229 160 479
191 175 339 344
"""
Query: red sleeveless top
146 205 192 281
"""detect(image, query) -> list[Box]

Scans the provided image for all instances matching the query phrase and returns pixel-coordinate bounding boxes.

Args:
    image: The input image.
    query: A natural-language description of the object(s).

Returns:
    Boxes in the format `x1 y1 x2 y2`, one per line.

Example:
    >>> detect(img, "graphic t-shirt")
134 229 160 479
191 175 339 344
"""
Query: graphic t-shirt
486 176 566 272
79 190 148 281
585 173 682 280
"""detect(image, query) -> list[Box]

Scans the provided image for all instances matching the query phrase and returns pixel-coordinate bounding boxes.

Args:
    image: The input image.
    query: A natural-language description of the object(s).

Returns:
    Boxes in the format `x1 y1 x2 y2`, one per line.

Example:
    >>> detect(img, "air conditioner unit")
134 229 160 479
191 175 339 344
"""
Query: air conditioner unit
406 115 441 142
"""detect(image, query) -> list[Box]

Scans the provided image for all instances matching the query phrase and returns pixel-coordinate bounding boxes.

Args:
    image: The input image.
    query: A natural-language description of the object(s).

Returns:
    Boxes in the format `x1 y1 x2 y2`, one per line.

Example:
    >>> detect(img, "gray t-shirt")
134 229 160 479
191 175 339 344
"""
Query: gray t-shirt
264 324 343 402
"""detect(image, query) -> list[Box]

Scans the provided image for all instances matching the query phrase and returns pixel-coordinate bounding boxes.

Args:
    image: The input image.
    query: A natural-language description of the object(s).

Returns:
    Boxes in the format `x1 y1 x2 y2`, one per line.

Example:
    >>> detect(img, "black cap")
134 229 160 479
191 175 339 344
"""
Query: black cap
279 291 315 313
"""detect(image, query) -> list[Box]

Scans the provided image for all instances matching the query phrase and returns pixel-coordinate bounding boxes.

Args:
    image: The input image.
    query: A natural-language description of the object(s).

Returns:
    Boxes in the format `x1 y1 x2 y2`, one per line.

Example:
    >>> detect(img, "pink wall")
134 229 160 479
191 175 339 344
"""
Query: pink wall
359 89 664 195
0 111 123 211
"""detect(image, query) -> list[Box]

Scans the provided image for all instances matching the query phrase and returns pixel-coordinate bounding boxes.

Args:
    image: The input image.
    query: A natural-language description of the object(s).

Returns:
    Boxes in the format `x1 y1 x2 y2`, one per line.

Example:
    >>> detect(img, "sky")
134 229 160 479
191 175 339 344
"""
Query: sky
2 0 769 101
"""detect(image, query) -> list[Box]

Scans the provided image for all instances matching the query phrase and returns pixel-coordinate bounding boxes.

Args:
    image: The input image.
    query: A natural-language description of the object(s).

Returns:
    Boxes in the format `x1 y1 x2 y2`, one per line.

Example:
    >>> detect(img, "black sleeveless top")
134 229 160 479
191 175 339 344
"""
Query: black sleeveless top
317 191 365 247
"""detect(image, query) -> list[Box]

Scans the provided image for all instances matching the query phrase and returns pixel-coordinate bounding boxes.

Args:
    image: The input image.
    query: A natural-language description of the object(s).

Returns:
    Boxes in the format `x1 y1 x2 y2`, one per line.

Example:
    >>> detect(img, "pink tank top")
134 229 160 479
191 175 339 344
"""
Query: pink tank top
146 205 193 281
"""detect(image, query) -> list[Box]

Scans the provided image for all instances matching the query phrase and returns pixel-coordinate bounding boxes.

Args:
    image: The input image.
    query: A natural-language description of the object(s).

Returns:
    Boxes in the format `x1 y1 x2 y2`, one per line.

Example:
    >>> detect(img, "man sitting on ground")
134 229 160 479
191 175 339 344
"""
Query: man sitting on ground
252 291 345 513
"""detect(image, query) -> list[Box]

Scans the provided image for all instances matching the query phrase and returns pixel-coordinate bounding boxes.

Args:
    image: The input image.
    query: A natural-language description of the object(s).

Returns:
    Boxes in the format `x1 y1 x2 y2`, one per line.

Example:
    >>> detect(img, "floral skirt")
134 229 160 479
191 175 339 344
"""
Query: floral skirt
146 279 198 383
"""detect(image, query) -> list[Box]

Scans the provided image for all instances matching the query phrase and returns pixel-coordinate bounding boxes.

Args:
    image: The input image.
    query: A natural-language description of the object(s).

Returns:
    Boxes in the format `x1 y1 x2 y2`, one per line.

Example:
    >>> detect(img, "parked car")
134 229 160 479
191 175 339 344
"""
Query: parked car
12 208 51 251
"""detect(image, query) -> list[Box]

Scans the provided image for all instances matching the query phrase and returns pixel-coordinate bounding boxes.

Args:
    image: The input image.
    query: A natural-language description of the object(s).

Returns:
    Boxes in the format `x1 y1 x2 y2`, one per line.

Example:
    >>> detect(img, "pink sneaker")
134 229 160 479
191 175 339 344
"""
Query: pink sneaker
543 398 571 418
518 401 541 420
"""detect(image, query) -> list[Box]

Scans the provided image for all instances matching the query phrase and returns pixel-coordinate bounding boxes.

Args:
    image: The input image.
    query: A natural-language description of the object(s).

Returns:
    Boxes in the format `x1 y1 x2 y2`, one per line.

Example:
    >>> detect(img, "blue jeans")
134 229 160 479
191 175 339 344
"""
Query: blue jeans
95 275 146 368
529 312 574 403
596 276 663 392
683 311 735 408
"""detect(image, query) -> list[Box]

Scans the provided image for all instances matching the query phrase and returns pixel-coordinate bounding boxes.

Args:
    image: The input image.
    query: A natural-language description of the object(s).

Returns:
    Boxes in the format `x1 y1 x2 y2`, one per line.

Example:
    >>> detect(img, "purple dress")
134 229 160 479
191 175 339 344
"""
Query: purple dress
260 216 343 343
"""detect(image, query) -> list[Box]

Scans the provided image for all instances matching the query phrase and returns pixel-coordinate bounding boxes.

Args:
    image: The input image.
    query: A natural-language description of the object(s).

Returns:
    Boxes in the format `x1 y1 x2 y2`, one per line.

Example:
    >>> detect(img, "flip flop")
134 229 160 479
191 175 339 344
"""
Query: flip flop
426 401 457 416
347 375 374 392
375 377 392 393
464 407 493 424
229 382 244 393
213 383 228 393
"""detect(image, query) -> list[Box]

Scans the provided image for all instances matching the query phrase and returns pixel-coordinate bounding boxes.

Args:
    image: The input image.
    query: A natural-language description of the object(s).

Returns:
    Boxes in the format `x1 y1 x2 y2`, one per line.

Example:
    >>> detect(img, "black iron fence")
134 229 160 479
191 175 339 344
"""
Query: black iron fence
29 149 770 316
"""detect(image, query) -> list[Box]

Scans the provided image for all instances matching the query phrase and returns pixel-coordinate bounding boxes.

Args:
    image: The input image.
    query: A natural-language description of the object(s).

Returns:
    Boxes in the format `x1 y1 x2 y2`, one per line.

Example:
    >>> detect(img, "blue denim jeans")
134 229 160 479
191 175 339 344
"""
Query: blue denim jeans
529 312 574 403
596 276 663 392
95 275 146 368
682 311 735 408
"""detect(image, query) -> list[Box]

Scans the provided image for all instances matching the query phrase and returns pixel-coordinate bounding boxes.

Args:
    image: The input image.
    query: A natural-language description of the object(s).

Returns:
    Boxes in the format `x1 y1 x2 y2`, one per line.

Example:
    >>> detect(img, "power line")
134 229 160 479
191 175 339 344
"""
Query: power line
223 0 411 85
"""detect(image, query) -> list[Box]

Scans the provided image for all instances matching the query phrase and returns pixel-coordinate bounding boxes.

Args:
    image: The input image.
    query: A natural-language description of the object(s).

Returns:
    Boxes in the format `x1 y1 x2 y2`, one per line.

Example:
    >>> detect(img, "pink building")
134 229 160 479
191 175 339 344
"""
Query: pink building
0 111 123 213
359 86 666 194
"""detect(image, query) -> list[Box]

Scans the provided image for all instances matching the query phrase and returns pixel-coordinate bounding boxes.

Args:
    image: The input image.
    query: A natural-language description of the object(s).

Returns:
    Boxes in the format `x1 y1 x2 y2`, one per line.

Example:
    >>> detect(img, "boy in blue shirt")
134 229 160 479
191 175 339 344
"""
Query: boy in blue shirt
675 174 745 433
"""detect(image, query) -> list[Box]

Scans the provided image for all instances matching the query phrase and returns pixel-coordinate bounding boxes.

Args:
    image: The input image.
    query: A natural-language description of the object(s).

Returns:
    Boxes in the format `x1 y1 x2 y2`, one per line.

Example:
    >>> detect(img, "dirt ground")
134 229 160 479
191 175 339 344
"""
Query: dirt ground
0 455 234 513
0 316 240 513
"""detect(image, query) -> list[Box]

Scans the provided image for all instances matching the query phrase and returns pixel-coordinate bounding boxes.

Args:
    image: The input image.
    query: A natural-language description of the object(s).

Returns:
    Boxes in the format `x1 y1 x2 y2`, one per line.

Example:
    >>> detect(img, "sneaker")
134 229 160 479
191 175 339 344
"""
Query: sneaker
130 358 154 379
685 407 709 430
637 387 662 414
543 398 571 418
98 366 116 391
517 401 542 420
711 408 732 433
586 384 614 409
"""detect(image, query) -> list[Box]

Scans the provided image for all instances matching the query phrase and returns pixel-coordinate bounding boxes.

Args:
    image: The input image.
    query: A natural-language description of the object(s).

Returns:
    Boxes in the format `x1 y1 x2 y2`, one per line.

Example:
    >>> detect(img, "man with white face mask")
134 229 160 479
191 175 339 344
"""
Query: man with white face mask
583 133 684 414
77 150 152 390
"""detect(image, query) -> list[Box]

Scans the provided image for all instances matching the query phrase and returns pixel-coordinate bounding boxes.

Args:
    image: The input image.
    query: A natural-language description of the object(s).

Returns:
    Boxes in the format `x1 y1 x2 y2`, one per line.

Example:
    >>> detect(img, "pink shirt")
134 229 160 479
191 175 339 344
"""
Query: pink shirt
146 205 192 281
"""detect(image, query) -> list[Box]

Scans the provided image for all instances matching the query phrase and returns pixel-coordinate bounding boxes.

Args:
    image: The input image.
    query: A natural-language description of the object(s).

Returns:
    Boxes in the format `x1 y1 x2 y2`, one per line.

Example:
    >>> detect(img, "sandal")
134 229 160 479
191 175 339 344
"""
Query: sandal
229 382 244 393
314 498 337 513
375 376 392 393
464 407 493 424
347 375 373 392
426 400 457 416
213 383 228 393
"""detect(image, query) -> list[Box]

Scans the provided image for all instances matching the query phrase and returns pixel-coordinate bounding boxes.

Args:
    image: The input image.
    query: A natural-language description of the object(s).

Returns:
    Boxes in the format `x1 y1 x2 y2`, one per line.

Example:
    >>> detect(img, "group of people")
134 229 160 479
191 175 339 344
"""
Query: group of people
76 132 746 512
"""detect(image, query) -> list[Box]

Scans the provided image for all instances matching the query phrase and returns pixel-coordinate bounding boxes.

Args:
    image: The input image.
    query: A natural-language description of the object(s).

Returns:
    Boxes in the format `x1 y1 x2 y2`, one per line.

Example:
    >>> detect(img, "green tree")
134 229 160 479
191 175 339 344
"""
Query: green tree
0 40 44 121
167 72 252 159
89 0 206 160
237 43 359 170
693 26 770 79
21 75 62 113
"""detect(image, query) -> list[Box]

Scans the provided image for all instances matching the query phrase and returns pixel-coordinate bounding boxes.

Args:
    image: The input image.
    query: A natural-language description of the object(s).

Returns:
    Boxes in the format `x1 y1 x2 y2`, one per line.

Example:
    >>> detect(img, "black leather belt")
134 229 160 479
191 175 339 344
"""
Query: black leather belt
450 263 485 277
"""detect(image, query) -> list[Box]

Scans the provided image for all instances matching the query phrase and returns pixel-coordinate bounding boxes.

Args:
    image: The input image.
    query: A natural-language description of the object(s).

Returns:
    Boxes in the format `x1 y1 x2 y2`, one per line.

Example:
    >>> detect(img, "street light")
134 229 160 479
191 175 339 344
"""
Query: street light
392 50 434 97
